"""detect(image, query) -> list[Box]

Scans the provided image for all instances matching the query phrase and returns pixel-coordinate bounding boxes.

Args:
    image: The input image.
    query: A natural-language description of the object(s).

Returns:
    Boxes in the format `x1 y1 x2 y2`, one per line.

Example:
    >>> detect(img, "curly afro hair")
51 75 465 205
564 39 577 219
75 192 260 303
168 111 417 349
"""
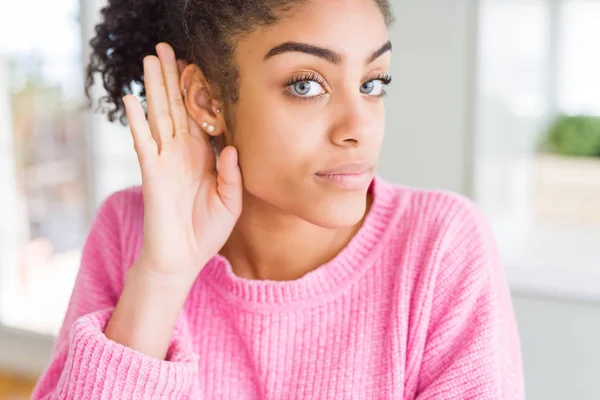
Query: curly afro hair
85 0 394 125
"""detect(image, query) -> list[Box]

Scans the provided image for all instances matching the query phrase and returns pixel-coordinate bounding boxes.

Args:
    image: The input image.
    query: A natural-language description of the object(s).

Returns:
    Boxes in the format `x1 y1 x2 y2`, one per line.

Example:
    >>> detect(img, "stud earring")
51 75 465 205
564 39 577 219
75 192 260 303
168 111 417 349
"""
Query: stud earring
206 124 215 133
202 121 208 128
215 108 221 113
183 88 187 97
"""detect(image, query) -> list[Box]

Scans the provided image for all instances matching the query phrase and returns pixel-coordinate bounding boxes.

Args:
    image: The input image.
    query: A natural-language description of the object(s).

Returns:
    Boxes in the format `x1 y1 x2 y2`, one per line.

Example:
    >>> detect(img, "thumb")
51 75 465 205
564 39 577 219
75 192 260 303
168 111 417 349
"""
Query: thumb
216 146 243 216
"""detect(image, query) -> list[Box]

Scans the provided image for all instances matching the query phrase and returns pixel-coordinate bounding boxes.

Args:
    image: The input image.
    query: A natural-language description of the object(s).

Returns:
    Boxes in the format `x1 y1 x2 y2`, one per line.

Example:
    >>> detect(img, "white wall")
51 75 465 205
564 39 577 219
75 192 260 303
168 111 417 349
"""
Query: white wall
379 0 478 195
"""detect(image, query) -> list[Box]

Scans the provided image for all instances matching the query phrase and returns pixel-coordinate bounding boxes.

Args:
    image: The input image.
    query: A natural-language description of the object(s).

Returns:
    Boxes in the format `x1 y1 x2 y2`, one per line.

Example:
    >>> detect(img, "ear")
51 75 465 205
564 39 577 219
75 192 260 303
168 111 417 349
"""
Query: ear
179 64 225 137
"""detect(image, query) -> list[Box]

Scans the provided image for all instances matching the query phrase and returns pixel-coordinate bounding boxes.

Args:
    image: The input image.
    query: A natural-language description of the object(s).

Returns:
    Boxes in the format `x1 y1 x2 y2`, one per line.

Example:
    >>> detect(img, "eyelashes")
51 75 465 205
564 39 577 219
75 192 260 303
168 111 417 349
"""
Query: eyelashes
283 72 328 102
374 74 392 86
284 72 328 89
283 72 392 102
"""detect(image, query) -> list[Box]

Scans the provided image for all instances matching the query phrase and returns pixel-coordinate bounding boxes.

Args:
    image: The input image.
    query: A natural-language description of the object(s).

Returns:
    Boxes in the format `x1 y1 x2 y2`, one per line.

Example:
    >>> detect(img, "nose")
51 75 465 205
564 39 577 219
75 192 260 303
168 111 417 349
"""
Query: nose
328 93 373 147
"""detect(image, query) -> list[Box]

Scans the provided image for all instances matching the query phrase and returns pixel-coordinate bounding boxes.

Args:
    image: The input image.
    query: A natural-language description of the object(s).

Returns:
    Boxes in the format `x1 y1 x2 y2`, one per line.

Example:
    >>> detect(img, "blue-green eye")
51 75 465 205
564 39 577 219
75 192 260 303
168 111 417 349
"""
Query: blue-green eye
361 80 384 95
360 81 374 94
290 80 326 97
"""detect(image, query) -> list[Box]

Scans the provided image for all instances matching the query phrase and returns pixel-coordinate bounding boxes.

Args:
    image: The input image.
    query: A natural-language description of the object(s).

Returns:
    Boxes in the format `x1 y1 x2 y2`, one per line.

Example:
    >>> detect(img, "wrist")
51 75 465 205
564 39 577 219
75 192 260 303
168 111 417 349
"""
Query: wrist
130 253 208 292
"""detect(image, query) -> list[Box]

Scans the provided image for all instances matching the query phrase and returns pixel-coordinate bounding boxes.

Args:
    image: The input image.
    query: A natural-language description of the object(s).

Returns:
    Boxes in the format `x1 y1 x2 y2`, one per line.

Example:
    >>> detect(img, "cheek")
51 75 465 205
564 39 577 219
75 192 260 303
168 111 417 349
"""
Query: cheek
233 98 325 180
232 101 340 219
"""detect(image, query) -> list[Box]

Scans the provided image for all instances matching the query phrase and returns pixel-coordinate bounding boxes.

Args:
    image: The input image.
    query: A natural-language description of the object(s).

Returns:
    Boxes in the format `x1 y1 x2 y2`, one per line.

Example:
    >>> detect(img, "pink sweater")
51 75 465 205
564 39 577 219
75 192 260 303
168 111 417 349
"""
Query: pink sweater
32 177 524 399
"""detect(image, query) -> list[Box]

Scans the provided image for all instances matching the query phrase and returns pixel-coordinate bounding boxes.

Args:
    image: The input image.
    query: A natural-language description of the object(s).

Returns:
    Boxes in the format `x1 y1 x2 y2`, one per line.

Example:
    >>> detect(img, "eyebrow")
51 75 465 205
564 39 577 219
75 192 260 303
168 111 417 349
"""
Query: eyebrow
264 40 392 65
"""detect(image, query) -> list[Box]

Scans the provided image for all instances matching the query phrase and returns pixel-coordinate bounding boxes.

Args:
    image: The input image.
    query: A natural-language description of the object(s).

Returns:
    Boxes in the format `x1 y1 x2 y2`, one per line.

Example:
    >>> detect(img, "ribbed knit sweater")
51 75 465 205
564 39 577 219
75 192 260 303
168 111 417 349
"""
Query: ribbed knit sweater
31 177 524 399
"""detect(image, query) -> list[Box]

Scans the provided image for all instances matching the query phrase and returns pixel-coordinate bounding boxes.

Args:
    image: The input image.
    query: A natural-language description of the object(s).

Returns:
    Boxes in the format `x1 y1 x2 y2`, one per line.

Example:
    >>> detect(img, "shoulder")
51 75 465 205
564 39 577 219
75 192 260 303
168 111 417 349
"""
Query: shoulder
96 186 144 227
91 185 144 271
377 179 506 315
376 177 498 275
377 177 488 242
98 185 144 220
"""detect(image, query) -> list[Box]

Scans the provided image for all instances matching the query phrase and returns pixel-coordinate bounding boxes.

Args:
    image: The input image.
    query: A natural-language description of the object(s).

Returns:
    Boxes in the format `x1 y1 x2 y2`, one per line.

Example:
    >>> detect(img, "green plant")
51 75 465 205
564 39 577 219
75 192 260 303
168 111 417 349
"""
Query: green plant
541 114 600 157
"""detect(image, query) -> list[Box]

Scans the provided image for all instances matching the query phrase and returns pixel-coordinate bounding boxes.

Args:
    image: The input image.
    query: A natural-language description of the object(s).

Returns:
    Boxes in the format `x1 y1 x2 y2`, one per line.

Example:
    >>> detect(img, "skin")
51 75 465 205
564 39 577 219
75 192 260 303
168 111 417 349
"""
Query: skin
184 0 392 281
106 0 391 359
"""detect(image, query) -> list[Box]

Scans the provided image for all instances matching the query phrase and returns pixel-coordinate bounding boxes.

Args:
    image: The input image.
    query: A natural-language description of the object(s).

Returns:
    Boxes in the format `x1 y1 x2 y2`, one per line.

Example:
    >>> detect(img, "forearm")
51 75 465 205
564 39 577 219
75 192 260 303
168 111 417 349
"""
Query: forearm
104 262 197 360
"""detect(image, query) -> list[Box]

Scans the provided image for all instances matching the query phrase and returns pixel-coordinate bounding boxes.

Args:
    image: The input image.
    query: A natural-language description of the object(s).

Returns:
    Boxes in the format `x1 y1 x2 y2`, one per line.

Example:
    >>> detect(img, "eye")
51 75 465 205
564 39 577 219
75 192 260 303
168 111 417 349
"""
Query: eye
360 80 383 96
361 74 392 97
288 79 326 97
284 72 328 100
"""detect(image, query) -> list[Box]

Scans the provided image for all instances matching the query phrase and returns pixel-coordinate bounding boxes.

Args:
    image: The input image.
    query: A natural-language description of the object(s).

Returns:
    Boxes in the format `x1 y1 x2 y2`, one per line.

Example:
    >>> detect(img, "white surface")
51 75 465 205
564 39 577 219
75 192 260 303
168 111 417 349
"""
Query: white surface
513 294 600 400
501 223 600 303
0 325 54 377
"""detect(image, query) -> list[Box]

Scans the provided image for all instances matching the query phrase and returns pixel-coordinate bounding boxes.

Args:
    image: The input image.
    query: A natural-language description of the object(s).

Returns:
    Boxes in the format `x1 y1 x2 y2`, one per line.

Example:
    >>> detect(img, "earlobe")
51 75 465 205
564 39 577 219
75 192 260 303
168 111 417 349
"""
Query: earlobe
202 121 216 134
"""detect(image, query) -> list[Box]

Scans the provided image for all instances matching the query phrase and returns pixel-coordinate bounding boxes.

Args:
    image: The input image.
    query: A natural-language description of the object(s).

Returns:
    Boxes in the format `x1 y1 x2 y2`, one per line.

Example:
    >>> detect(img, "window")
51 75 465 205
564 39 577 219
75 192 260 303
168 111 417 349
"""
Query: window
475 0 600 297
0 0 86 335
0 0 140 335
558 1 600 115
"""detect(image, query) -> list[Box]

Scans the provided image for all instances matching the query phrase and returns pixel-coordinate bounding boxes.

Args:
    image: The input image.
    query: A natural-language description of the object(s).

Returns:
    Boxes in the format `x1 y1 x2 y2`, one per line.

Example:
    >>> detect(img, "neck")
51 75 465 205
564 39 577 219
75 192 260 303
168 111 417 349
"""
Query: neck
219 191 372 281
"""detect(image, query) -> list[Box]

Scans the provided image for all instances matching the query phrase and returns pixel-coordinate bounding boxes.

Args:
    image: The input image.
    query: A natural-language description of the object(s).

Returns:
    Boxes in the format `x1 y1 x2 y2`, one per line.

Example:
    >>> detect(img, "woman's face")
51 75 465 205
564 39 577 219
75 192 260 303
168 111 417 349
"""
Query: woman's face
228 0 391 228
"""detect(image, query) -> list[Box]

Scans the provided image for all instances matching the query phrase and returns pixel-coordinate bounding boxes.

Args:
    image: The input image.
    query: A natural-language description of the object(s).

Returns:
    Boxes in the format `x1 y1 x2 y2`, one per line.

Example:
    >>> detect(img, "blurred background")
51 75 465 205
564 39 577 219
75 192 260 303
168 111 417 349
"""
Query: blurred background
0 0 598 398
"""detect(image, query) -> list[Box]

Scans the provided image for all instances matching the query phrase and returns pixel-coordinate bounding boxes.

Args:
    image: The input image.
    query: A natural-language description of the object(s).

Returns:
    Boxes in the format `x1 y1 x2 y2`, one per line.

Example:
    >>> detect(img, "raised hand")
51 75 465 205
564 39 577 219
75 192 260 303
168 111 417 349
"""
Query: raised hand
122 42 242 286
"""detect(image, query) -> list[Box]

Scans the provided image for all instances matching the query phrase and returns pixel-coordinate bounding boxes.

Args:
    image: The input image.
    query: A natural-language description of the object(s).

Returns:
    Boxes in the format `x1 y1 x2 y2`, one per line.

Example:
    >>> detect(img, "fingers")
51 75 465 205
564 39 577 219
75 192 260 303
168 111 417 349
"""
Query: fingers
123 95 158 177
216 146 243 217
143 55 173 151
156 43 189 138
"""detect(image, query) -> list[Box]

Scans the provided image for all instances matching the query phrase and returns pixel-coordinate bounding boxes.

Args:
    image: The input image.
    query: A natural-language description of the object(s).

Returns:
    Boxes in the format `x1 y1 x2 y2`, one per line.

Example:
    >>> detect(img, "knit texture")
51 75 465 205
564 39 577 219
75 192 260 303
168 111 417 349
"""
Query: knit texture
31 177 524 399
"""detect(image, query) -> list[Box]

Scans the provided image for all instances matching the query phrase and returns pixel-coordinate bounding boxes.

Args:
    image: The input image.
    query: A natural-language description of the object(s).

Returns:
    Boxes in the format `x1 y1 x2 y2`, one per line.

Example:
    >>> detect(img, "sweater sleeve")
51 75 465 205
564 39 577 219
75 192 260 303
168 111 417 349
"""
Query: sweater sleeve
415 198 525 400
31 190 200 400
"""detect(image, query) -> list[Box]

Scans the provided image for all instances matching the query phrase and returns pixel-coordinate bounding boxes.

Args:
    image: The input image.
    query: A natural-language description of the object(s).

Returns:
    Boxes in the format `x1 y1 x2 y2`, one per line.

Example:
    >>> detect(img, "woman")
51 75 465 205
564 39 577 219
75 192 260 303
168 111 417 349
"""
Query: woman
32 0 524 398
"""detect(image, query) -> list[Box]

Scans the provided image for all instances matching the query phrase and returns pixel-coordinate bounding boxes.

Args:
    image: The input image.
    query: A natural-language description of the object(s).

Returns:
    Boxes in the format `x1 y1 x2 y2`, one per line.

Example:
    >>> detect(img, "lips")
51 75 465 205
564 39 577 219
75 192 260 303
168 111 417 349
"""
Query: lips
315 162 373 176
314 162 374 190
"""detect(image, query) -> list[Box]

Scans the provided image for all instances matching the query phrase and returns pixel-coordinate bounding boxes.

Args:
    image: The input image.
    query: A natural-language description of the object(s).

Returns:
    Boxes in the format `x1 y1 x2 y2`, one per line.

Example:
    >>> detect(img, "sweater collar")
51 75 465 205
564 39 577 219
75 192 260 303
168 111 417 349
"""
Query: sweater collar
200 176 400 308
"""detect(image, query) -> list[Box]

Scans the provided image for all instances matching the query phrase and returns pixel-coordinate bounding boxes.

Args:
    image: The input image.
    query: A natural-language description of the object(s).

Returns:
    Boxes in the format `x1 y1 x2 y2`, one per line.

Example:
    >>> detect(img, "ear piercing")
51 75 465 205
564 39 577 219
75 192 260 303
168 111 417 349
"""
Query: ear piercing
202 121 215 133
215 108 221 113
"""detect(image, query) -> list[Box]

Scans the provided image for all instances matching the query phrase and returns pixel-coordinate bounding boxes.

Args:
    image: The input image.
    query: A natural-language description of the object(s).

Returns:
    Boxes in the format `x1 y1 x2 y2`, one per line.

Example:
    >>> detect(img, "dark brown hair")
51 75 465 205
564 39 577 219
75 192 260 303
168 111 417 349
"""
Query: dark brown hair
85 0 394 125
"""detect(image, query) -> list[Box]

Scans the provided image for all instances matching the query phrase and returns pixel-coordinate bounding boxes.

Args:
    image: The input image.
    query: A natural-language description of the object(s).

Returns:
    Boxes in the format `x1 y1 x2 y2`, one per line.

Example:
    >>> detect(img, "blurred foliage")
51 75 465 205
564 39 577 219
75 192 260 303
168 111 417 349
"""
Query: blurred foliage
540 114 600 157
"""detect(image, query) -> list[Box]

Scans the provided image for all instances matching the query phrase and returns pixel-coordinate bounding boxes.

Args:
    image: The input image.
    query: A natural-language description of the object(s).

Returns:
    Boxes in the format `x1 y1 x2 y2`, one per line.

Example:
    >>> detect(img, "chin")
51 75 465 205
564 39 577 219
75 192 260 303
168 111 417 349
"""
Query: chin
304 191 369 229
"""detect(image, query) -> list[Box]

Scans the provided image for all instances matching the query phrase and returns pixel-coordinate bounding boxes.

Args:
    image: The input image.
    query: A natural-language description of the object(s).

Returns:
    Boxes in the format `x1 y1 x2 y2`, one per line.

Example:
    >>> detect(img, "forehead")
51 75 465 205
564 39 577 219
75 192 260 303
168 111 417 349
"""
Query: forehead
236 0 390 65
